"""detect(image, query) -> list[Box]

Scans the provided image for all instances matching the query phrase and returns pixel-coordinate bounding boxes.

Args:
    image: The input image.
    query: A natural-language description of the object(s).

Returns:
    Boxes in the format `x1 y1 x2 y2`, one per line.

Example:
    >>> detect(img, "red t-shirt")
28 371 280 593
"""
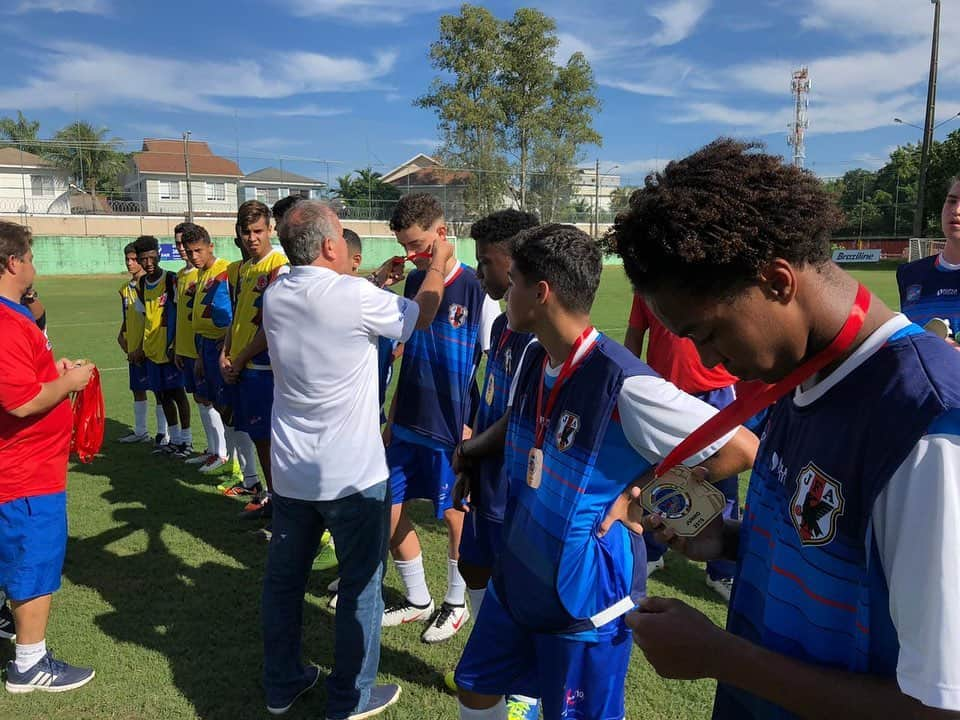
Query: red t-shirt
0 298 71 503
628 294 738 394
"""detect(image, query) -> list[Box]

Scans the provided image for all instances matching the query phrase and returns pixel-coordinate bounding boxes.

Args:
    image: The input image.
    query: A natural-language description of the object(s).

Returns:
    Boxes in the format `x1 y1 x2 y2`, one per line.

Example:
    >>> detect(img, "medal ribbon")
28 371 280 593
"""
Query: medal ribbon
655 283 872 478
534 326 595 449
496 327 513 356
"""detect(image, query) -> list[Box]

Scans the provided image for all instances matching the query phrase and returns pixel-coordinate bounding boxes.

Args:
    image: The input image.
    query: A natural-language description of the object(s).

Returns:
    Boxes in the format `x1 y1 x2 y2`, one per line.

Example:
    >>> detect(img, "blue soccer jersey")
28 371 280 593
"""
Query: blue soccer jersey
715 316 960 718
897 253 960 336
494 332 733 641
472 313 532 522
392 262 498 448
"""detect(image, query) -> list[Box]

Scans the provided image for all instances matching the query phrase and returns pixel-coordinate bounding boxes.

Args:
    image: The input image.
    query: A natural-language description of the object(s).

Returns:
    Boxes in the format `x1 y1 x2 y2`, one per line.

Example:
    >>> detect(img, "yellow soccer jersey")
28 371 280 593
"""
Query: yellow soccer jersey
119 279 143 349
174 266 199 358
230 248 288 369
227 259 245 309
140 270 175 364
192 258 232 341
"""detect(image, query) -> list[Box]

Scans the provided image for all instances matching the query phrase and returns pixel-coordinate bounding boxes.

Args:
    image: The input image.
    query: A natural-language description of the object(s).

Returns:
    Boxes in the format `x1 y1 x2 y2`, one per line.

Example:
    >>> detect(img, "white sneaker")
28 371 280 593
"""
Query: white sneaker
647 557 665 576
117 431 150 444
184 451 213 465
198 456 229 474
382 598 434 627
420 602 469 643
706 576 733 603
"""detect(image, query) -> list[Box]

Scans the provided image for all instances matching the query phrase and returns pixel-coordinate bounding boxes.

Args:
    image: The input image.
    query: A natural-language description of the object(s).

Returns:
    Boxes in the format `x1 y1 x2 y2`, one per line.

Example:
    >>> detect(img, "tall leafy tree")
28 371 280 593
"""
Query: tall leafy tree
0 111 43 156
45 122 127 198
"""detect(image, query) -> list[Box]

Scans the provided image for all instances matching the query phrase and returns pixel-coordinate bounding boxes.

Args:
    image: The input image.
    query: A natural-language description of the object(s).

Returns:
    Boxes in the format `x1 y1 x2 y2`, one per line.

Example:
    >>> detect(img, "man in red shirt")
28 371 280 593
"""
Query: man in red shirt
0 221 97 694
625 294 740 601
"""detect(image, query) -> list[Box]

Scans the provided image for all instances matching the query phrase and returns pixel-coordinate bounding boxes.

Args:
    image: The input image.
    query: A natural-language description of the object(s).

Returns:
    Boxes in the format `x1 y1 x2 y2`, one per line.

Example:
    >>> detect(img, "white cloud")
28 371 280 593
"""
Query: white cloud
0 41 396 114
11 0 110 14
555 33 597 63
269 105 351 117
281 0 455 24
601 78 679 98
398 138 439 148
800 0 940 39
648 0 711 47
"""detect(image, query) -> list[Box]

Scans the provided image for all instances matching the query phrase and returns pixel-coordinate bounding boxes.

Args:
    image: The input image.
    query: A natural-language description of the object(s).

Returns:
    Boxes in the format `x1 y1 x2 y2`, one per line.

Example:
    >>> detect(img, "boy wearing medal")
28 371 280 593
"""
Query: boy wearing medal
616 139 960 719
454 223 757 720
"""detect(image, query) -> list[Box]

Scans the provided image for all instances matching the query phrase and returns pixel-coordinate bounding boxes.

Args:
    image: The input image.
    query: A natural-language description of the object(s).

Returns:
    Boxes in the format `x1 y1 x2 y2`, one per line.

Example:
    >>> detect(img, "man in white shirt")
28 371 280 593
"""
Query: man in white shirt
260 200 453 720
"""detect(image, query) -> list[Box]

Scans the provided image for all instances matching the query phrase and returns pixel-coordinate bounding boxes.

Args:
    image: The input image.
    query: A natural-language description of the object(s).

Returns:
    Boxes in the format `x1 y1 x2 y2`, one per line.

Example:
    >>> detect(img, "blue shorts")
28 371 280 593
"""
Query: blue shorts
0 492 68 602
387 439 456 518
455 586 632 719
180 356 197 395
459 513 503 569
235 369 274 441
128 362 149 392
198 337 227 407
146 359 184 393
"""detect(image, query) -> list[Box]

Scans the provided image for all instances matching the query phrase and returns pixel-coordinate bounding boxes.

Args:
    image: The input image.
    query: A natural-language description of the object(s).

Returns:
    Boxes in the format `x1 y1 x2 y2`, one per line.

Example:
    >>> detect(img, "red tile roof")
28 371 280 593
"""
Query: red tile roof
387 167 471 187
132 138 242 177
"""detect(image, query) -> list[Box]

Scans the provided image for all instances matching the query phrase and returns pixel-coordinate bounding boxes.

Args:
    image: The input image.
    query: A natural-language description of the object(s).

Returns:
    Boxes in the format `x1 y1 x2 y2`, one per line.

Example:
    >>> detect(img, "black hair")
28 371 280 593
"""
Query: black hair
470 209 540 247
389 193 444 232
511 224 602 314
273 195 304 224
134 235 159 255
123 242 137 255
610 138 845 298
180 224 211 245
173 222 195 237
343 228 362 254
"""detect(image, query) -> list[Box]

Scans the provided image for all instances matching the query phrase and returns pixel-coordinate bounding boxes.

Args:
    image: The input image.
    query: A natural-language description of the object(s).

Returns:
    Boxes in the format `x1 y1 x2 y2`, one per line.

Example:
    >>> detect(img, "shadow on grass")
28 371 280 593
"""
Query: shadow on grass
63 418 438 720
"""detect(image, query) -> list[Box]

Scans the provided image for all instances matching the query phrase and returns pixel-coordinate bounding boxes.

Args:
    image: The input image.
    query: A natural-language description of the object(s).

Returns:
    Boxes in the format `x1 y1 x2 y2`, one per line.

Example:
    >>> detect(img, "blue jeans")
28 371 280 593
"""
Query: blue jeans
262 482 389 719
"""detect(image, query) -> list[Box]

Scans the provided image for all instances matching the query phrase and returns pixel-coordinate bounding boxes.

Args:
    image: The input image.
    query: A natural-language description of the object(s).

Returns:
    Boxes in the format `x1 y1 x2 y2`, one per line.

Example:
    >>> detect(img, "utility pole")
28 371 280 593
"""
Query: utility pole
593 158 600 238
788 67 811 168
183 130 194 223
914 0 941 238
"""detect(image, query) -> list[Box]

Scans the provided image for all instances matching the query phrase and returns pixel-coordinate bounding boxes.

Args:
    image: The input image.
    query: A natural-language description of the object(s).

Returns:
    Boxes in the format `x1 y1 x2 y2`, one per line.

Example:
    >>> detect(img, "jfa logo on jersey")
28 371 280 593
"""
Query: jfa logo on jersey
791 462 845 545
448 303 468 328
905 284 922 304
255 275 269 293
555 411 580 452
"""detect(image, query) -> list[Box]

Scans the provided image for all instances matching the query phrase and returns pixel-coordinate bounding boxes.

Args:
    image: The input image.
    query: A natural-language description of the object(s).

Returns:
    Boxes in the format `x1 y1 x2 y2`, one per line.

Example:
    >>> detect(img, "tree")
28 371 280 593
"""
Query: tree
332 167 401 219
609 185 639 214
45 122 127 199
0 111 43 156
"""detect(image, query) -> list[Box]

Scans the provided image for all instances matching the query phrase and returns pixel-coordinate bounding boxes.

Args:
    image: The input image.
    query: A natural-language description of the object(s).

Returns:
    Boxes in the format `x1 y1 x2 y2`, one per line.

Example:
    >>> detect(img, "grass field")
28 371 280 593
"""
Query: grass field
0 262 902 720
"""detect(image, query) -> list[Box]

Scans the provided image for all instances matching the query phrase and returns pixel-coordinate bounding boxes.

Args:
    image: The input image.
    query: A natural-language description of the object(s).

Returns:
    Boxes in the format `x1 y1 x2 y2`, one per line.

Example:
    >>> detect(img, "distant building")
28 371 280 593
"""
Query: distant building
122 139 243 215
382 153 471 218
0 148 70 214
572 167 621 211
238 167 326 206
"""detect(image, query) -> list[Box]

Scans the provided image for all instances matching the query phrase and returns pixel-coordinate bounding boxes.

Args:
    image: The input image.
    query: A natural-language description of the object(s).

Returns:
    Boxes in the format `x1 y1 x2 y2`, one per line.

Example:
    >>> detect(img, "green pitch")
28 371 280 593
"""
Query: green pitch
0 263 901 720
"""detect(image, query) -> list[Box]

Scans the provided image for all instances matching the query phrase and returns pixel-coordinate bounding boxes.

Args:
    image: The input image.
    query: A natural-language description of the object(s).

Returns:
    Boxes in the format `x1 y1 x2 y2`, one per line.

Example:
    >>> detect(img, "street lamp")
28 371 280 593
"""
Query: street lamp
914 0 942 238
893 111 960 131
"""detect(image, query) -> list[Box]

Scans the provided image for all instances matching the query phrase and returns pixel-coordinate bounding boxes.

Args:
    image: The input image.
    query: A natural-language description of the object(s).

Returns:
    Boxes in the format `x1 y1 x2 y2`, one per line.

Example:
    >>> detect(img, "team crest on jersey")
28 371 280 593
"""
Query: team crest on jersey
905 284 922 304
255 275 269 292
791 462 845 546
555 411 580 451
485 376 495 406
448 303 468 328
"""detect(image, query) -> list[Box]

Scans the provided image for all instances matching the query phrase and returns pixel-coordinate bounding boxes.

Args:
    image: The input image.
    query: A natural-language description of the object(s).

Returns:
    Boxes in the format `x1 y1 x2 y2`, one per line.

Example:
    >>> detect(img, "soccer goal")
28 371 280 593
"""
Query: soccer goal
908 238 947 262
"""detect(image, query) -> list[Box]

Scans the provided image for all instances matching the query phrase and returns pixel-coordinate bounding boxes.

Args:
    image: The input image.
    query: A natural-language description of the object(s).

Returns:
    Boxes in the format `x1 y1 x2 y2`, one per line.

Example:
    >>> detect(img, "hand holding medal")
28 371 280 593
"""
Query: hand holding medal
639 465 727 538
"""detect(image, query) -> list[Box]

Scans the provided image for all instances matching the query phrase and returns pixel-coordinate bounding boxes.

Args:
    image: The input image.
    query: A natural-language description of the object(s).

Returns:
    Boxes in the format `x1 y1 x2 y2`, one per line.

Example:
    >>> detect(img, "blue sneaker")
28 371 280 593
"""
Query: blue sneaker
328 683 401 720
0 604 15 641
267 664 320 715
5 651 95 694
507 695 540 720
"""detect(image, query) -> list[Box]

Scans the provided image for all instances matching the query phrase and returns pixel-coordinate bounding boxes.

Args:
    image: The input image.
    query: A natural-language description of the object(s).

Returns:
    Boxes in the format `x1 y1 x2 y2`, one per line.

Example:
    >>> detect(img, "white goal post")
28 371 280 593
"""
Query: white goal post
908 238 947 263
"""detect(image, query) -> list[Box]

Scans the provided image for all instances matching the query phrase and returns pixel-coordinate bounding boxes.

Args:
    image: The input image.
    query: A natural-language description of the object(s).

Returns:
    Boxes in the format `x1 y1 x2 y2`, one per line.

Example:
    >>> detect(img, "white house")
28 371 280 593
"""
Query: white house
122 139 243 215
382 153 472 218
572 166 621 211
0 148 71 214
238 167 326 206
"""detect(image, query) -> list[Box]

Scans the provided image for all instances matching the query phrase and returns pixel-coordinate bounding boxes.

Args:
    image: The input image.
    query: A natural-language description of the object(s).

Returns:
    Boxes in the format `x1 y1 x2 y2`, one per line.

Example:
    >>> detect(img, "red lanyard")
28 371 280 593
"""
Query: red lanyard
534 326 595 449
656 283 872 478
497 327 513 356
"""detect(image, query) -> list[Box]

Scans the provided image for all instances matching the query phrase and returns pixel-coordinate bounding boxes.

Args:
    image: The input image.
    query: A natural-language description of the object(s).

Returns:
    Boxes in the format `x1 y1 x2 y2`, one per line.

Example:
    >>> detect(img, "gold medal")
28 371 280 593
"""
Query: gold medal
527 447 544 489
925 317 952 340
639 466 725 537
485 376 495 406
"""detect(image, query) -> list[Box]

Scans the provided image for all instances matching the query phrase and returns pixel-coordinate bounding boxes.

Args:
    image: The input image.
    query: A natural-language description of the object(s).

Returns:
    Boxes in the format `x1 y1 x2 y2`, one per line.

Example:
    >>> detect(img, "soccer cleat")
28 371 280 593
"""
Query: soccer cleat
223 481 261 497
217 474 245 493
266 664 320 715
647 557 665 576
4 652 95 694
421 602 469 643
382 598 434 627
0 603 15 641
706 575 733 603
326 683 401 720
313 531 338 572
151 434 171 455
184 450 213 465
506 696 540 720
239 492 272 520
170 443 194 459
198 456 229 474
117 431 150 444
442 670 457 694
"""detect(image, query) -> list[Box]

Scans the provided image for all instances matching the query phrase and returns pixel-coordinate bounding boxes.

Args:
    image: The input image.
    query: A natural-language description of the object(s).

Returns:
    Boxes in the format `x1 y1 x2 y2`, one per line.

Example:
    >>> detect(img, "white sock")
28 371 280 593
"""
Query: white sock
394 554 431 607
467 587 485 613
180 425 192 446
15 640 46 674
459 699 506 720
236 431 260 487
133 400 148 436
204 406 227 458
156 405 168 436
445 557 467 606
167 424 181 445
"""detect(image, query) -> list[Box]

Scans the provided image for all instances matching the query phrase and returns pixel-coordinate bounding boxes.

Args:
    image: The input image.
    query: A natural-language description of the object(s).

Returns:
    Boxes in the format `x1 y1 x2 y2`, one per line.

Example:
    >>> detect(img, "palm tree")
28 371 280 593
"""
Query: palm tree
45 121 127 200
0 111 43 156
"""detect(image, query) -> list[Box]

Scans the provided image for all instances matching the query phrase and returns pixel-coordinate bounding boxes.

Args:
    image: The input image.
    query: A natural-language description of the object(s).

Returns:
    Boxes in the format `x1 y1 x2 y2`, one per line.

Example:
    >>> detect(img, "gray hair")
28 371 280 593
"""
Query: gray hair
277 200 340 266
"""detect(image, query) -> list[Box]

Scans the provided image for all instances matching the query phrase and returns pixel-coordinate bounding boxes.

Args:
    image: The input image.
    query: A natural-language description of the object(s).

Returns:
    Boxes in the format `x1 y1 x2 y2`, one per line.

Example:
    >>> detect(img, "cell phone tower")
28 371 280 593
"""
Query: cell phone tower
787 66 811 168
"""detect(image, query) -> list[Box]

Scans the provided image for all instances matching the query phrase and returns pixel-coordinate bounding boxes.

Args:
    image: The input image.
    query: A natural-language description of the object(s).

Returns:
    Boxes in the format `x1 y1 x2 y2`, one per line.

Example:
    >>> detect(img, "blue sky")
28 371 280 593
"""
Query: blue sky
1 0 957 186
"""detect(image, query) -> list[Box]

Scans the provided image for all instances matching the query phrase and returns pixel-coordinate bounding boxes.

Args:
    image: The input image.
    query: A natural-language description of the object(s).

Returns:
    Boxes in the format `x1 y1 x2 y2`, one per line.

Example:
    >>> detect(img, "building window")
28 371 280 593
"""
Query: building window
159 180 181 200
206 182 226 201
30 175 55 196
254 187 279 203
